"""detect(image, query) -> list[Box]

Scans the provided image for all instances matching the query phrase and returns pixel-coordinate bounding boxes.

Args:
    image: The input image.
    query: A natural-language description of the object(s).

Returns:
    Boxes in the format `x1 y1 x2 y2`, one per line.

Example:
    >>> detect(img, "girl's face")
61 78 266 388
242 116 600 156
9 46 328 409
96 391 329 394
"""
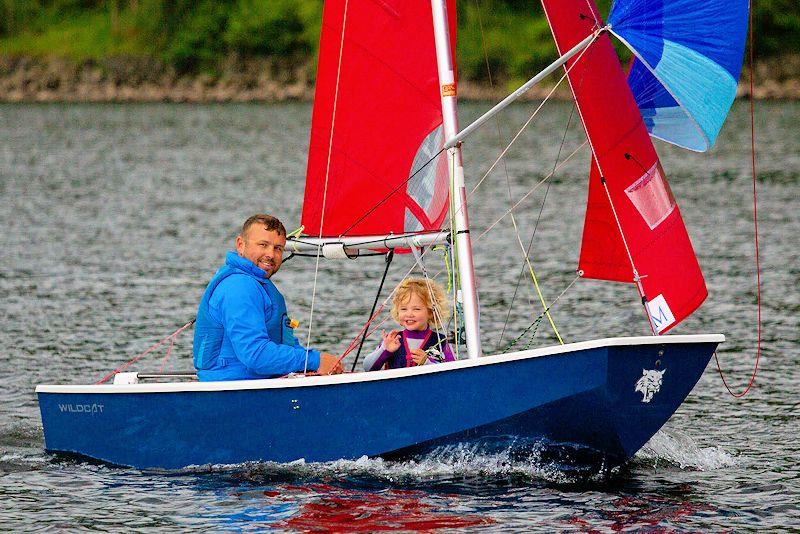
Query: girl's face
397 292 431 331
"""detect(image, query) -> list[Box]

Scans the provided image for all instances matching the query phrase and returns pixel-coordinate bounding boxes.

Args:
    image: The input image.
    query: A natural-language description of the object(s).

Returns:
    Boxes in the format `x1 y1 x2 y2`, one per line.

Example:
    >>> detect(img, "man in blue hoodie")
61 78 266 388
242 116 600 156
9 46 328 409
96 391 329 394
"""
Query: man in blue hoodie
193 214 342 381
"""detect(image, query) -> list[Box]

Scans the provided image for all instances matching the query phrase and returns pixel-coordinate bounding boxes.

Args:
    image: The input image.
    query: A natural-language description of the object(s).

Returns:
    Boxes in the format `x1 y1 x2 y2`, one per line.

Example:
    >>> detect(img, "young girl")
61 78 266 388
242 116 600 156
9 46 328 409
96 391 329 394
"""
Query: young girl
363 278 455 371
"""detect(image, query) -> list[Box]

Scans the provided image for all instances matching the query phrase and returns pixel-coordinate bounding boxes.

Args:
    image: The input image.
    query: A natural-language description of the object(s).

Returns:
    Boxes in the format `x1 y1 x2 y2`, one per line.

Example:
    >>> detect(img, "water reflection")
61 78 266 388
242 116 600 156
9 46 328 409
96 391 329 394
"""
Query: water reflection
562 489 715 532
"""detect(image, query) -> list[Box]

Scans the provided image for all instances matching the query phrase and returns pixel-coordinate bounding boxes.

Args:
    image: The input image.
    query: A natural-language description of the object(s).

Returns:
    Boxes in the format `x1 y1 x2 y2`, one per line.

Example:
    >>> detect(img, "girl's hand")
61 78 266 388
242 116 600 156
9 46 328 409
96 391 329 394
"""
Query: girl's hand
410 348 428 366
382 330 401 352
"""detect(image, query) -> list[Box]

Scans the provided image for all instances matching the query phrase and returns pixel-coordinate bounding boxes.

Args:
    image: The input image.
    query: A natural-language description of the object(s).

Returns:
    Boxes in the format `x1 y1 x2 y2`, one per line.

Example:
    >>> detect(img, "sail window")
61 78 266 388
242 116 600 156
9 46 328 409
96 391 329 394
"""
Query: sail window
405 125 449 233
624 162 676 230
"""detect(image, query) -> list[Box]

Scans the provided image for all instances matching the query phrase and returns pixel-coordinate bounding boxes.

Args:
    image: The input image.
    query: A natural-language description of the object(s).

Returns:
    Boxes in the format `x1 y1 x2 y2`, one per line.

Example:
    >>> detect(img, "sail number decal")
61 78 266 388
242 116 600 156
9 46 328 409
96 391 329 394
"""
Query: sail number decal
647 294 676 333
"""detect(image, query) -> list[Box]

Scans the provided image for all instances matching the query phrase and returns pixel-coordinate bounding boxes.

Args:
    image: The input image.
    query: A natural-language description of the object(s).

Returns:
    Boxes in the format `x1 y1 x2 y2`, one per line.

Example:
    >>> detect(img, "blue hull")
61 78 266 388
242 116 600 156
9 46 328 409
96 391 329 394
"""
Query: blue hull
37 335 720 469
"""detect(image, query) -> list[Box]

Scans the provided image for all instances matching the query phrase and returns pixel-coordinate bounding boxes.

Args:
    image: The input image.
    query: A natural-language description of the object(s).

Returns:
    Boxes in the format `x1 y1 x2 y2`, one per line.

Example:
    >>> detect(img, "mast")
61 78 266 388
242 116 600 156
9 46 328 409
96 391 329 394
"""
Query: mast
430 0 482 359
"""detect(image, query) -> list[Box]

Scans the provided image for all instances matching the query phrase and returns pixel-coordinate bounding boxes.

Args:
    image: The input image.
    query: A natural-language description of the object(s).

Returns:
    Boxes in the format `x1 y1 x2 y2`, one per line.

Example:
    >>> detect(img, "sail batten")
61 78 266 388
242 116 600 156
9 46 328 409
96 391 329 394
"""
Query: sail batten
302 1 456 239
541 0 707 333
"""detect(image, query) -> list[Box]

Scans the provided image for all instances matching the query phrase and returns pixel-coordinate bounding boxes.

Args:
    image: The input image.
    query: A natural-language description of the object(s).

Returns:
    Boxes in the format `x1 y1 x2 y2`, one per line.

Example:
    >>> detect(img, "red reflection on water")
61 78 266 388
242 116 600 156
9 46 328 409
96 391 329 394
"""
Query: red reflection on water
564 492 715 532
271 483 493 532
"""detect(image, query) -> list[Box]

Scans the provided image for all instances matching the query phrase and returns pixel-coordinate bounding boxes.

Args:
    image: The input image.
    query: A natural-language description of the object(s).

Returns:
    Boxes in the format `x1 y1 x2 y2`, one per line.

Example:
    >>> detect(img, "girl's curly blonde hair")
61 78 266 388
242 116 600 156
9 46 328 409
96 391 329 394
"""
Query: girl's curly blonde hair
390 278 451 329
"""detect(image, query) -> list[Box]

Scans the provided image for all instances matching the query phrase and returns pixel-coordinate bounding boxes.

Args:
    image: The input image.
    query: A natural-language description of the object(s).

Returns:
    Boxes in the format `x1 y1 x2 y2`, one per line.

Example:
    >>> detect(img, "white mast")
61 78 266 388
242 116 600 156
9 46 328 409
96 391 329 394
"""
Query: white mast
431 0 482 359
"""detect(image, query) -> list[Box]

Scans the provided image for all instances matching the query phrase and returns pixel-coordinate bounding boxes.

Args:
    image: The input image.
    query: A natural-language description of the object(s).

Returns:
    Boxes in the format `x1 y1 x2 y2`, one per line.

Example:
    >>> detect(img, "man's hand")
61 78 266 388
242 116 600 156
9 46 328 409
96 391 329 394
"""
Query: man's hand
316 352 344 375
382 330 401 352
410 348 428 366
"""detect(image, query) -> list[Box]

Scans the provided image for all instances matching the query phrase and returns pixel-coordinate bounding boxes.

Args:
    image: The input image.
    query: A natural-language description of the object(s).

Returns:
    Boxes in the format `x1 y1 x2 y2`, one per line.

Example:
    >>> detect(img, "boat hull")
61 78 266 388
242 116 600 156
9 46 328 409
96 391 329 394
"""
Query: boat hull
36 335 720 469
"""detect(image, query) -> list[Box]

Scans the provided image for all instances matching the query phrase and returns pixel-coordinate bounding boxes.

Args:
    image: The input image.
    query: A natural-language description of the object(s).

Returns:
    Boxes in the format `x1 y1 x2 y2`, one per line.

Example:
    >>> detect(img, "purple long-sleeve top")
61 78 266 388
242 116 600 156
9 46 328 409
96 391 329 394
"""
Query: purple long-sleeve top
362 328 455 372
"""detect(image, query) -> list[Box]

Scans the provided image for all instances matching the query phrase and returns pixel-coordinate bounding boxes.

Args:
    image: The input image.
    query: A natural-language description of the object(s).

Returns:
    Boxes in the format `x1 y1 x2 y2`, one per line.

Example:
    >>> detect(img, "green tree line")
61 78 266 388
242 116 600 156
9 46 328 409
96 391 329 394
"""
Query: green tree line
1 0 798 84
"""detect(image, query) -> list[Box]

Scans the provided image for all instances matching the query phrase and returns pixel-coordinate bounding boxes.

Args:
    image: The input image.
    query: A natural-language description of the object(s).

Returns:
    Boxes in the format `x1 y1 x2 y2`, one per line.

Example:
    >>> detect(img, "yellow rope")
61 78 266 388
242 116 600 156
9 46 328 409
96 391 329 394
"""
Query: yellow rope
432 245 452 294
286 225 305 238
505 207 564 344
525 257 563 344
448 150 461 359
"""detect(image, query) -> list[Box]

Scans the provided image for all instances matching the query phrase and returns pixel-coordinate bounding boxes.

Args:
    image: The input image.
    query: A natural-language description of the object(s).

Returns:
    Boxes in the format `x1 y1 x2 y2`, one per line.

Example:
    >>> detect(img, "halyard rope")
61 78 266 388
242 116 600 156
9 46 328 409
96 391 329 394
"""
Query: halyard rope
305 0 350 373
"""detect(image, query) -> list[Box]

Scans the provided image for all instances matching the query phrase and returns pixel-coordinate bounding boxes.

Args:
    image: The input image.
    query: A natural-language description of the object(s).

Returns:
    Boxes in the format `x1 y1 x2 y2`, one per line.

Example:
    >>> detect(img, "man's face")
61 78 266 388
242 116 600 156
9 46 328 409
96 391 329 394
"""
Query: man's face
236 225 286 278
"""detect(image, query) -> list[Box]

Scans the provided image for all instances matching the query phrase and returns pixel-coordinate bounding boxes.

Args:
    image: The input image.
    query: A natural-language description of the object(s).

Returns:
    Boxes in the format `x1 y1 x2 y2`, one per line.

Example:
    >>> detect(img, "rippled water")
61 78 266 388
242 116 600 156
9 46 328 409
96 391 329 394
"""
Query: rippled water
1 101 798 531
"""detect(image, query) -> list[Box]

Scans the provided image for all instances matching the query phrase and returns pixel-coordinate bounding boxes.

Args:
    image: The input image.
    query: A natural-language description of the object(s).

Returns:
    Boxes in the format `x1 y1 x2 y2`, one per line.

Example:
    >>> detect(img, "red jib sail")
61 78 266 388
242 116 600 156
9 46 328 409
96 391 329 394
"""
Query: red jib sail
541 0 707 333
302 1 456 238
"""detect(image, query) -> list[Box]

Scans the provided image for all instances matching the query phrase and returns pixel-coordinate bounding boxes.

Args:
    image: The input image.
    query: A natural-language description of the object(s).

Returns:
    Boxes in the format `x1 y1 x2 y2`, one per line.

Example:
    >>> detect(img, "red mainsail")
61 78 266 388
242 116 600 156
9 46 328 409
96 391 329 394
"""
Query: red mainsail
541 0 707 333
302 1 456 238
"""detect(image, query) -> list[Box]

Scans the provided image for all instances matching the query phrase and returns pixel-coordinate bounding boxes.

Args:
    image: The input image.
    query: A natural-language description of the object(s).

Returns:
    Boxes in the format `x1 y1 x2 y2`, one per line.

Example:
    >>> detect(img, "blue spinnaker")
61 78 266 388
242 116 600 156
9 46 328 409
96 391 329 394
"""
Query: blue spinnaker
608 0 749 151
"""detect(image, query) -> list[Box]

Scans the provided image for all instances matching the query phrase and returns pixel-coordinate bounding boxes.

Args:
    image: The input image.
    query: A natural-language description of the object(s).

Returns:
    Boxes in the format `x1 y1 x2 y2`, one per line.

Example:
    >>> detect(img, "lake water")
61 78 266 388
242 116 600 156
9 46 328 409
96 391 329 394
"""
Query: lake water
1 101 798 531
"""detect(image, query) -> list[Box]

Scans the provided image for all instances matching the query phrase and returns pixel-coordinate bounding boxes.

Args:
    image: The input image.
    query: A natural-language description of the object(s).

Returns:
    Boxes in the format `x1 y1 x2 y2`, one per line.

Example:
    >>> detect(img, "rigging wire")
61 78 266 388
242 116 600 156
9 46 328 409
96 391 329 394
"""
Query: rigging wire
498 102 578 349
448 150 461 358
570 35 655 335
714 0 762 397
340 146 446 237
581 0 602 28
306 23 599 365
350 250 395 372
466 30 600 199
504 271 582 352
473 0 565 347
334 137 586 362
304 0 350 373
476 141 587 241
460 22 601 344
508 209 564 343
330 139 587 364
334 244 441 368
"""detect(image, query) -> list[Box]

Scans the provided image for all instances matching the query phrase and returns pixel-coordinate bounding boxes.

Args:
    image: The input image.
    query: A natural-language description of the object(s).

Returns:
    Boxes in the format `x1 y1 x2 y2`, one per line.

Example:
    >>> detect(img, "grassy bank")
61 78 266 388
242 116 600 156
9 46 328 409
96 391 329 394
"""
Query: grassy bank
1 1 799 100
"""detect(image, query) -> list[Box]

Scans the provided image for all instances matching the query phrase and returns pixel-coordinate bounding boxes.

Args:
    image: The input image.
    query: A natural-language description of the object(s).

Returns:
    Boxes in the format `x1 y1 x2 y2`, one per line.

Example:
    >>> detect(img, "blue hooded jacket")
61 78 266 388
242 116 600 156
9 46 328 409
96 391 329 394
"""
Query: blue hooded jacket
193 251 321 381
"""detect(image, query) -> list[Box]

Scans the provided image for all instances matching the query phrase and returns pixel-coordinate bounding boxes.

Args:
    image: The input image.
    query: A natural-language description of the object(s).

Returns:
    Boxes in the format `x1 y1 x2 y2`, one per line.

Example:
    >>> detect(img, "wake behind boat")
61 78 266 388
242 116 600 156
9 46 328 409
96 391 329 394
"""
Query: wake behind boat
37 0 747 470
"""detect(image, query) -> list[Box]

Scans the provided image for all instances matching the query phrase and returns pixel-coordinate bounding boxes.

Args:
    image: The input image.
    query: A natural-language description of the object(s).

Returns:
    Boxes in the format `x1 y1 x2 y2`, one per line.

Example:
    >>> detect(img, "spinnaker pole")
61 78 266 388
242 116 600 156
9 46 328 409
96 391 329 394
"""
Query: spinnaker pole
431 0 482 358
444 29 601 149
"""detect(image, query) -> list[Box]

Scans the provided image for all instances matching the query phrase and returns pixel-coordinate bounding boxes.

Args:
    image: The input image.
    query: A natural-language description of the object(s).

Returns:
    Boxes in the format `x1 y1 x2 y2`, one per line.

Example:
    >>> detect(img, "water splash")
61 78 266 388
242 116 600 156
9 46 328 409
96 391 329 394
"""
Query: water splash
182 438 618 485
635 429 737 470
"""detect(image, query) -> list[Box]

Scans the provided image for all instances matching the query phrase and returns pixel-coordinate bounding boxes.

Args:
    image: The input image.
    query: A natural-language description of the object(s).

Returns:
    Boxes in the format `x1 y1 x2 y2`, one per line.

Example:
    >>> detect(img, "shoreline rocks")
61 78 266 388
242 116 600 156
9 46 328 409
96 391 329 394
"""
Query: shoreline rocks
1 54 798 102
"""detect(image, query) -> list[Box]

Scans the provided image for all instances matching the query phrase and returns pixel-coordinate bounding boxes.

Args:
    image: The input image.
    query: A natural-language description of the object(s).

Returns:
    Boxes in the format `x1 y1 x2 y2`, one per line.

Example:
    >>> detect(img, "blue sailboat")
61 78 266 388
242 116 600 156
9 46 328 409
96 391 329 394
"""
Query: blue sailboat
39 336 720 469
36 0 748 470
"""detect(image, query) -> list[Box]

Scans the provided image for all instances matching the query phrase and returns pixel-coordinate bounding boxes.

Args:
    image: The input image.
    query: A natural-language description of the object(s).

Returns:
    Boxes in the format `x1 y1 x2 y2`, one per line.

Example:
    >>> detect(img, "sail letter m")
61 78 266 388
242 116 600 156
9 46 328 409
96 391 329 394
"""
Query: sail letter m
647 294 676 333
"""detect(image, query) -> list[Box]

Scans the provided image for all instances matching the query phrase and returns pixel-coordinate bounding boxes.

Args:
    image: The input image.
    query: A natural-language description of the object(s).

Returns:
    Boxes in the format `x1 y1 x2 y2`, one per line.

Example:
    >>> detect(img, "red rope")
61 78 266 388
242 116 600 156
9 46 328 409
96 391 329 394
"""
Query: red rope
335 303 389 366
158 337 176 373
714 0 762 398
95 320 195 384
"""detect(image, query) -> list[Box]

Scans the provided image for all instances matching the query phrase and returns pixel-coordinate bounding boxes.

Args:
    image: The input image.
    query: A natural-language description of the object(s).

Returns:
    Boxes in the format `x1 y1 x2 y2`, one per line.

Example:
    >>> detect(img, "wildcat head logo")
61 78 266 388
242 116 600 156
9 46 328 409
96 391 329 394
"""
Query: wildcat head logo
635 369 665 403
